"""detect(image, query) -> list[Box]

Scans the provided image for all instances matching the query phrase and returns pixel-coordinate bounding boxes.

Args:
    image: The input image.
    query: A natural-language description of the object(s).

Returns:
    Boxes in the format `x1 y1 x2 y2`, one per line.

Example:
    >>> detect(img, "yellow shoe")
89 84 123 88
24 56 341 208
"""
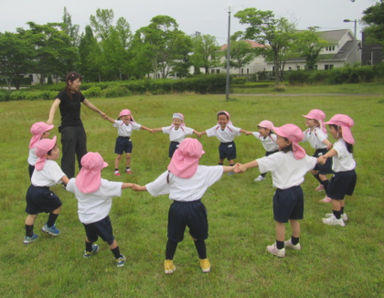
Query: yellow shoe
199 258 211 273
164 260 176 274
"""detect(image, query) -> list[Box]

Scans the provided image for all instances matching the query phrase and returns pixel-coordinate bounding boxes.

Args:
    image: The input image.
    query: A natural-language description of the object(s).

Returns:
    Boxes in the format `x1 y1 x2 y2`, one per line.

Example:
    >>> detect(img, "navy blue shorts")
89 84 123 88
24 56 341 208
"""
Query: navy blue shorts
25 185 62 215
327 170 357 200
219 141 236 161
167 200 208 243
169 141 180 158
83 216 115 245
273 186 304 223
313 148 333 174
114 136 132 154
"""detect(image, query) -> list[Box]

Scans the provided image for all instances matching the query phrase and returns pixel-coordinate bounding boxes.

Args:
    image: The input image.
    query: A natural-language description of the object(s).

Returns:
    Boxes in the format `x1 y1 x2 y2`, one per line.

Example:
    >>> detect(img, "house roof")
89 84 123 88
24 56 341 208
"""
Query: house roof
220 40 265 51
318 29 352 42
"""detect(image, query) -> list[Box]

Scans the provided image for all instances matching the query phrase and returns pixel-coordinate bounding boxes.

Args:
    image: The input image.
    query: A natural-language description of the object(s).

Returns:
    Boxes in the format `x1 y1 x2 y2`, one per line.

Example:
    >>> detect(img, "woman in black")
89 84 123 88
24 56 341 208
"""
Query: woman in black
47 72 105 178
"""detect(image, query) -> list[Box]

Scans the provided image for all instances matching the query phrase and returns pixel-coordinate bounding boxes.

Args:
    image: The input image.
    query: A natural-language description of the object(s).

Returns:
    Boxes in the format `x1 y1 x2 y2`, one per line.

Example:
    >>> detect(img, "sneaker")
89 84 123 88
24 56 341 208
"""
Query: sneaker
315 184 324 192
116 254 126 267
24 234 38 244
83 244 99 258
199 258 211 273
284 239 301 250
266 243 285 257
325 213 348 222
114 171 121 176
164 260 176 274
41 224 60 236
254 175 265 182
322 215 345 227
125 169 133 174
319 196 332 203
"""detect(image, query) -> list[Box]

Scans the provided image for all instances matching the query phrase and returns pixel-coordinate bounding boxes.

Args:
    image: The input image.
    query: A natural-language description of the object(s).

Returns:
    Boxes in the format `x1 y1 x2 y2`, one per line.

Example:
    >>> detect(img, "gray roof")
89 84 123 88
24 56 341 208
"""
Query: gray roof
318 29 351 43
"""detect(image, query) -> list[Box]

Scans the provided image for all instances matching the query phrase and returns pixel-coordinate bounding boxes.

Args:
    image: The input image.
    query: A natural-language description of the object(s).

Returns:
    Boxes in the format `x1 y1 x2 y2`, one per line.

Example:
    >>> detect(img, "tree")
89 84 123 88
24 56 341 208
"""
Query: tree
62 7 80 46
0 32 35 89
228 31 256 74
294 27 329 70
89 9 114 41
235 8 297 83
190 34 220 74
362 0 384 46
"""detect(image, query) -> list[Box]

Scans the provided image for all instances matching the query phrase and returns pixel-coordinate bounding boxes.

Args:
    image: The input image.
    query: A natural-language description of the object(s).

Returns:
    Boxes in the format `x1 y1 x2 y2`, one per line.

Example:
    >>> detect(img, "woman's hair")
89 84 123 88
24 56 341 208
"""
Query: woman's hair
280 137 293 153
329 124 353 153
65 71 82 99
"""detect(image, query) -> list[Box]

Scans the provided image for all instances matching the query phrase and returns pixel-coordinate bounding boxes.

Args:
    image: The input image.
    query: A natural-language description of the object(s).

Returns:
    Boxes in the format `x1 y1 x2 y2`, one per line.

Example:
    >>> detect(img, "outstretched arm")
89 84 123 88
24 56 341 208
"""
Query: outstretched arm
122 183 133 189
83 99 106 119
240 129 252 135
318 148 337 164
140 125 152 132
47 98 61 124
235 160 259 173
130 183 147 191
103 114 116 124
152 128 163 133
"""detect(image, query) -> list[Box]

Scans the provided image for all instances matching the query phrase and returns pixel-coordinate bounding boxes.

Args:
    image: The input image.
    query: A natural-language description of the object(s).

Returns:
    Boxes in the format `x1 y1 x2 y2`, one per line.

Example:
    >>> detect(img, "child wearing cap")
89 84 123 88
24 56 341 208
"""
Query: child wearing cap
66 152 133 267
200 111 250 168
152 113 200 158
24 137 69 244
250 120 279 182
236 124 321 257
318 114 357 227
302 109 334 202
27 122 54 178
130 138 237 274
103 109 151 176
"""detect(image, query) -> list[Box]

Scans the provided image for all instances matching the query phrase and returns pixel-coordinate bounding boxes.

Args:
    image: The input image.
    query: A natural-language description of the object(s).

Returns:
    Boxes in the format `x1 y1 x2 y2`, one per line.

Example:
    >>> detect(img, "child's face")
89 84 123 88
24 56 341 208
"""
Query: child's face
328 125 341 139
276 135 291 150
218 114 229 127
41 131 51 139
172 118 182 127
47 145 60 161
305 118 318 128
121 115 131 123
258 127 269 137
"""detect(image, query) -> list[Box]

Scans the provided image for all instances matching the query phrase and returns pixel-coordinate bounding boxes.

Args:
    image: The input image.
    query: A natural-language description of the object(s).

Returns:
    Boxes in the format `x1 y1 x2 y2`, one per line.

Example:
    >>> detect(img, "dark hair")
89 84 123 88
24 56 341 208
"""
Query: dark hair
329 124 353 153
65 71 82 99
217 111 229 120
280 137 292 153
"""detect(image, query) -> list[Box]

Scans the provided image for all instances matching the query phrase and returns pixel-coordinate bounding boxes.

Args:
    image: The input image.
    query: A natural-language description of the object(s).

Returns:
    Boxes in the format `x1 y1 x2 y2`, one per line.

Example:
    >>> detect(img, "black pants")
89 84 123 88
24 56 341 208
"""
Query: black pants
60 126 87 178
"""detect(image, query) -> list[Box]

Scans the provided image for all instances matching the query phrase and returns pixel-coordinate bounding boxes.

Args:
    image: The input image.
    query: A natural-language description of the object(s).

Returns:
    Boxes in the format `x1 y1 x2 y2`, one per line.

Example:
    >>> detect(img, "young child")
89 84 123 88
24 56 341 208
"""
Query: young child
104 109 151 176
200 111 250 167
66 152 133 267
302 109 333 202
318 114 357 227
236 124 320 257
251 120 279 182
152 113 200 158
24 136 69 244
130 138 236 274
27 122 54 178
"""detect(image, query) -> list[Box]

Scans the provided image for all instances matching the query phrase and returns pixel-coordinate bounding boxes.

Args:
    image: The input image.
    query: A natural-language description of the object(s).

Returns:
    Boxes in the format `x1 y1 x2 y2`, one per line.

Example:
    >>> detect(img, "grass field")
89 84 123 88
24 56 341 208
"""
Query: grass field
0 89 383 297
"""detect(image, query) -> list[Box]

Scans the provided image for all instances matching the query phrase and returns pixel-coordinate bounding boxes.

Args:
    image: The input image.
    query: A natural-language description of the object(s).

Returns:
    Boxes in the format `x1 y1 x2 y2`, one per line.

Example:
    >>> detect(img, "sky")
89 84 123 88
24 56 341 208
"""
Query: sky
0 0 378 44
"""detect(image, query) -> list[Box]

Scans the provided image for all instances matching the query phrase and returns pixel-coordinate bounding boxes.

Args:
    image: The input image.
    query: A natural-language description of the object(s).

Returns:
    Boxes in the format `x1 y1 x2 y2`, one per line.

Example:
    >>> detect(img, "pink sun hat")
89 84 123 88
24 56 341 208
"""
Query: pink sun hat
325 114 355 144
258 120 274 130
273 124 306 159
168 138 205 178
35 136 57 171
75 152 108 193
303 109 326 132
29 122 54 149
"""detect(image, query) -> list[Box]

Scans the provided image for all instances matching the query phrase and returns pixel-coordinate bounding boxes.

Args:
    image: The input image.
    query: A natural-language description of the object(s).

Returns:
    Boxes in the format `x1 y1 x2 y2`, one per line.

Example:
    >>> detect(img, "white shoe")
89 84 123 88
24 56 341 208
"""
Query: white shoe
325 213 348 221
266 243 285 257
284 239 301 250
254 175 265 182
322 215 345 227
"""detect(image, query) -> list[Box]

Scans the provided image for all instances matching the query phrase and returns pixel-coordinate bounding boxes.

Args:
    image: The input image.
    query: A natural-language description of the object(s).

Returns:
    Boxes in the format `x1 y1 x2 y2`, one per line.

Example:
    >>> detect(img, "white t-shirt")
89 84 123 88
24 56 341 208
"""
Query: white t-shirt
206 124 241 143
332 139 356 172
162 125 194 142
146 165 224 202
66 178 123 224
257 151 317 189
27 147 38 166
113 120 141 137
252 132 279 152
31 160 65 187
303 127 328 150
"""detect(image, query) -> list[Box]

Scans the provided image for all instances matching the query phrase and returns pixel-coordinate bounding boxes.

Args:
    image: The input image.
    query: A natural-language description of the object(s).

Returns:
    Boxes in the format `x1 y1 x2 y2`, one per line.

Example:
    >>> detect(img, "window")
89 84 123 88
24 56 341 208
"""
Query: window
297 65 300 70
216 69 220 74
329 64 334 69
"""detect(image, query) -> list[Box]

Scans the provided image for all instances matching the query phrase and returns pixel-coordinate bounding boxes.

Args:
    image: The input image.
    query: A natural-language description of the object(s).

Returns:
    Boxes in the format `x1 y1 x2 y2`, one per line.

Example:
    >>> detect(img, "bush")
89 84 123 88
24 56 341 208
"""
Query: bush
0 90 10 101
82 86 102 98
102 86 131 98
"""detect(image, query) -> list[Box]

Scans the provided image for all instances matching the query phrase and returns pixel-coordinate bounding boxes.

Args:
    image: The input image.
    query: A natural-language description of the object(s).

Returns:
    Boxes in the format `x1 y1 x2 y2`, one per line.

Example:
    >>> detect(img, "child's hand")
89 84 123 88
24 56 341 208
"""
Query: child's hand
131 183 146 191
245 131 253 136
317 156 326 165
234 163 246 173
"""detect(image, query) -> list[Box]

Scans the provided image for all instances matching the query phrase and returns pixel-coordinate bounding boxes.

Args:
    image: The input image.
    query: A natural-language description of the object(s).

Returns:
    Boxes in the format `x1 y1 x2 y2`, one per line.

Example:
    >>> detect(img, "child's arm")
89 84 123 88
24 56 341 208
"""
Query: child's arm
236 160 259 173
222 165 236 173
240 129 252 135
322 139 333 150
199 130 207 137
61 175 69 186
140 125 152 132
103 114 116 124
152 128 163 133
193 130 202 138
130 183 147 191
318 148 337 164
122 183 133 189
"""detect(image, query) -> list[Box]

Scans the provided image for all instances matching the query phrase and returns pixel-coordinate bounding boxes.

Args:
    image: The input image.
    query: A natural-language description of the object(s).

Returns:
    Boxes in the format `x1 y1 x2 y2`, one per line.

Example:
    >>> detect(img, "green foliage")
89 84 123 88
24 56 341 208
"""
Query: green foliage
0 89 10 101
102 86 131 98
190 34 220 74
362 0 384 46
82 86 103 98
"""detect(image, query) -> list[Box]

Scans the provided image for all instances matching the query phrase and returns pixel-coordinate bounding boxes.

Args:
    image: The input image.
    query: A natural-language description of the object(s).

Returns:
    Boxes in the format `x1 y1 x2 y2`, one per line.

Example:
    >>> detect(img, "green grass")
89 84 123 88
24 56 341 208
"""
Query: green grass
0 90 384 297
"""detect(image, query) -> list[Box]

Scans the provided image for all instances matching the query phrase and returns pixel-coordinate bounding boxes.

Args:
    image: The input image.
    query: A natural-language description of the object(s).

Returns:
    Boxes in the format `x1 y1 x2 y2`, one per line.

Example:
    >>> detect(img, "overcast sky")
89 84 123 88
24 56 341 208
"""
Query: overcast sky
0 0 377 43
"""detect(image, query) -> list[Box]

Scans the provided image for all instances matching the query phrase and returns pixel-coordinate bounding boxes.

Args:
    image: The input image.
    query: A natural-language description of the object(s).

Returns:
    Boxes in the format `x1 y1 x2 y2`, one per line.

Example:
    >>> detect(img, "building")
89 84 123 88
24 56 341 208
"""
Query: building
361 31 384 65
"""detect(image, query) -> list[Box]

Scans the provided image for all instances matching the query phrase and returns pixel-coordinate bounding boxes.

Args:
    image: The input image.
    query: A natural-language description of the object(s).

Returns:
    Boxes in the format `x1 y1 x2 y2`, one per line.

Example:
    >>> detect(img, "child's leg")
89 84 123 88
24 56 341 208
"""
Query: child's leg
109 239 124 259
289 219 300 244
228 159 235 166
46 206 61 227
218 159 224 165
331 199 342 219
275 221 286 249
125 153 131 169
114 154 122 170
165 239 178 260
25 214 37 236
193 238 206 259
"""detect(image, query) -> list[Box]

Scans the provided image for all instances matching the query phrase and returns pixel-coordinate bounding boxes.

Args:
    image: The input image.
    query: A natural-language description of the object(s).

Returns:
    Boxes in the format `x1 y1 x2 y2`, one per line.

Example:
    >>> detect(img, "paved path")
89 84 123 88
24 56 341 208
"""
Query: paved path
230 93 381 97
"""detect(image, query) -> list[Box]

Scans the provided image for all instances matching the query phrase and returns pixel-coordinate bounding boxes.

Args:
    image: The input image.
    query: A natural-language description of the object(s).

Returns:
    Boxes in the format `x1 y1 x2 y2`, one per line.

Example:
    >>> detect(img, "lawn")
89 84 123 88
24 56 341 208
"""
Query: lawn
0 90 383 297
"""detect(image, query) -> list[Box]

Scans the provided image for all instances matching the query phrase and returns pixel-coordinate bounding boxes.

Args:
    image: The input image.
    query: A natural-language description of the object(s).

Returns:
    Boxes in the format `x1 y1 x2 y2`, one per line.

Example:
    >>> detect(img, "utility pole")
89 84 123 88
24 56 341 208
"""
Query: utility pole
225 6 231 101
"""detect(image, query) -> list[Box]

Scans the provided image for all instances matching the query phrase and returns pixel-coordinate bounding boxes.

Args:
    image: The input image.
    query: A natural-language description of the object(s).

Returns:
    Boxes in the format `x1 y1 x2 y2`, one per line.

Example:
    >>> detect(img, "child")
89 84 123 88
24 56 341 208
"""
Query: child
200 111 250 167
27 122 54 178
152 113 200 158
302 109 333 202
66 152 133 267
130 138 236 274
104 109 151 176
236 124 320 257
251 120 279 182
24 136 69 244
319 114 357 227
